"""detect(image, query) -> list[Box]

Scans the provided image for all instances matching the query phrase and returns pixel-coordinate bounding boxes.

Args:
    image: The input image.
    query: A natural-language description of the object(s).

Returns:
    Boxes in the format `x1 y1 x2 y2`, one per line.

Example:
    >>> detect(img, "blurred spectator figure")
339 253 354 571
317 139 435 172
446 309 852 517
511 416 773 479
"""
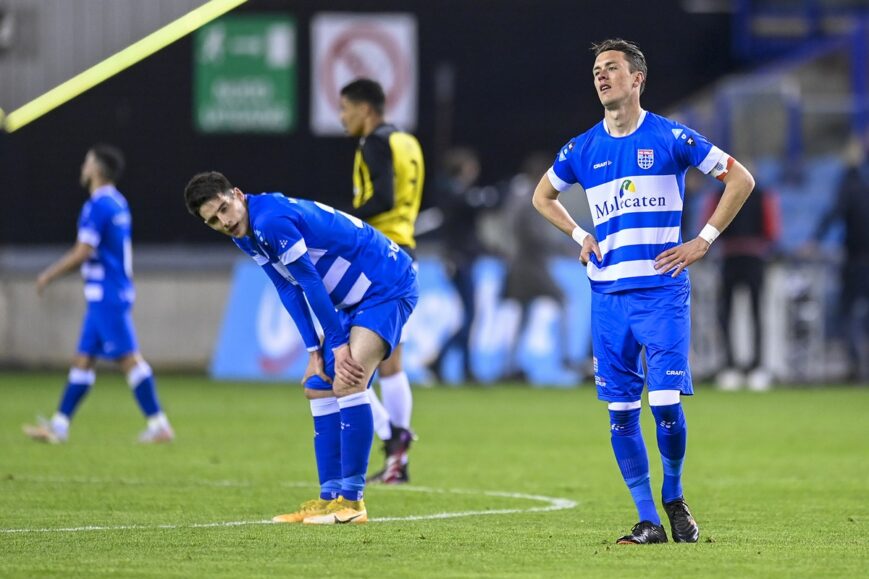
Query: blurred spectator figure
707 169 781 391
808 135 869 382
429 147 499 383
500 153 570 380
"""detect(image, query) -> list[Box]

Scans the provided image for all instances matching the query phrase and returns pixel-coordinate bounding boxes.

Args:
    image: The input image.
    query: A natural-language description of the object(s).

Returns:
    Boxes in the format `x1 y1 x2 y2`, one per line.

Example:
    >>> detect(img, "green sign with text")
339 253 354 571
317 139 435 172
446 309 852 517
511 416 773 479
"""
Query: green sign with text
194 15 296 133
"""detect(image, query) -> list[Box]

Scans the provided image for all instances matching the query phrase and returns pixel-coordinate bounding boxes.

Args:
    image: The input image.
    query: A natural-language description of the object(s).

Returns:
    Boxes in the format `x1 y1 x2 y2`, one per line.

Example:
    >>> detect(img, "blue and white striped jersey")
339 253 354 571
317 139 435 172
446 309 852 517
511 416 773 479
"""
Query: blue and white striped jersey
233 193 416 350
76 185 134 304
548 110 728 294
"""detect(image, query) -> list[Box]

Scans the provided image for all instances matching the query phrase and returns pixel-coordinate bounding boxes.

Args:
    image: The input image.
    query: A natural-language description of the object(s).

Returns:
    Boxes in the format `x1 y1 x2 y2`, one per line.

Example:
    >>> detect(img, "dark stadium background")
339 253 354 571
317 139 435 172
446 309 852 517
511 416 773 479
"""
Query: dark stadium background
0 0 737 245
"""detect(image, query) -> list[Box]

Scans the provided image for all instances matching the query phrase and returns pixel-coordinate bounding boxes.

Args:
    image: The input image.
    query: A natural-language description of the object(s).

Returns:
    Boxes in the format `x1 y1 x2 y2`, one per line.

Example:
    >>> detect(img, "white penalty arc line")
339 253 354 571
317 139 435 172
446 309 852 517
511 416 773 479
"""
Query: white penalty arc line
0 478 577 534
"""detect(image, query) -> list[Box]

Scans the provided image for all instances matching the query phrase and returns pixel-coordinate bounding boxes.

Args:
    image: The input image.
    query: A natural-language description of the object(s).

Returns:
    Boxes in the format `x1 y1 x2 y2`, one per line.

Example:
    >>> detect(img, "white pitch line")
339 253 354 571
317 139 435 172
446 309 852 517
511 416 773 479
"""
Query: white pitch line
0 520 274 534
0 478 577 534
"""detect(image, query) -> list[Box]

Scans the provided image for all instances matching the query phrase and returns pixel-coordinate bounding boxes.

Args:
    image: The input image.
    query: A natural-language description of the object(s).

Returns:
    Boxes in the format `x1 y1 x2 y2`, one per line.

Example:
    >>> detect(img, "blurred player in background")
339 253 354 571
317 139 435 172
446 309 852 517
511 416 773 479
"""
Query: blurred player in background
533 39 755 544
706 175 780 392
808 134 869 382
339 78 424 484
23 145 174 444
184 171 418 525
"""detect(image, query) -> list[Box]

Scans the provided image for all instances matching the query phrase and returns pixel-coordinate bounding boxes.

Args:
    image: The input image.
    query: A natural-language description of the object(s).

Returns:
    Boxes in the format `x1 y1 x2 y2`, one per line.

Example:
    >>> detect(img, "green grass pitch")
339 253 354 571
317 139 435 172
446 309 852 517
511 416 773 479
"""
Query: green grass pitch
1 373 867 577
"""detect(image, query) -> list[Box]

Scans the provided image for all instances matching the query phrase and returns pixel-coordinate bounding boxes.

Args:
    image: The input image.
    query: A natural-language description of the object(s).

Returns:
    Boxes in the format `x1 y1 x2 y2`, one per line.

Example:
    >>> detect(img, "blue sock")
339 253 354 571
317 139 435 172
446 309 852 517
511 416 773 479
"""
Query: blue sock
127 362 161 417
651 403 687 503
310 398 342 501
337 392 374 502
58 368 95 418
610 408 660 525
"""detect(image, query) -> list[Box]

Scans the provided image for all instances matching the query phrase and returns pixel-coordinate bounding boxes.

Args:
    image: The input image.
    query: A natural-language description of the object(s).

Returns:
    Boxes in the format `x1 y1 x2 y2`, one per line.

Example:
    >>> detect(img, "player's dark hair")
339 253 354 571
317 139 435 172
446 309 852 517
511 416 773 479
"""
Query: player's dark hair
340 78 386 115
89 144 125 182
591 38 648 94
184 171 234 216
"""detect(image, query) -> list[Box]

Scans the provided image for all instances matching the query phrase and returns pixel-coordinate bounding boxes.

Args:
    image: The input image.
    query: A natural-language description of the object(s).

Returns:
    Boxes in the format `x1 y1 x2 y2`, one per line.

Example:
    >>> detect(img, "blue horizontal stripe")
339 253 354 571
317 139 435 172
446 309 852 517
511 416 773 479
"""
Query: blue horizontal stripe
595 211 682 243
590 271 689 294
600 243 678 268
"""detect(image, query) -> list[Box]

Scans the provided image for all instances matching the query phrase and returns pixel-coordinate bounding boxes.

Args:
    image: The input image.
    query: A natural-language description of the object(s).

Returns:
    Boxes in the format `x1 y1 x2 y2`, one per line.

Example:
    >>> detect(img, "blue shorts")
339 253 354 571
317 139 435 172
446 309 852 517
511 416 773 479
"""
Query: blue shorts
303 293 418 391
76 302 139 360
351 294 417 359
591 283 693 403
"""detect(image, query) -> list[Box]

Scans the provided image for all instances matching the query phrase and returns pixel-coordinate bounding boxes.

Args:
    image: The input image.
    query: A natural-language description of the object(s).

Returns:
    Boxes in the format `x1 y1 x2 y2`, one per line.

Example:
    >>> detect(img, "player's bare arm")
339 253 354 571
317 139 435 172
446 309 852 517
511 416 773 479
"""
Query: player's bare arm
36 241 94 295
655 159 755 277
532 174 602 265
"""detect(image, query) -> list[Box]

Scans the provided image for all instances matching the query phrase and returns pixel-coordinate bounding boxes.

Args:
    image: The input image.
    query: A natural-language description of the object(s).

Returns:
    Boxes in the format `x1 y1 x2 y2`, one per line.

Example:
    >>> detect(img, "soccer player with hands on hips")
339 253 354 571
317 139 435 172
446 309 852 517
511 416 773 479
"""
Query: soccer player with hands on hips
183 172 418 525
532 39 755 544
24 145 174 445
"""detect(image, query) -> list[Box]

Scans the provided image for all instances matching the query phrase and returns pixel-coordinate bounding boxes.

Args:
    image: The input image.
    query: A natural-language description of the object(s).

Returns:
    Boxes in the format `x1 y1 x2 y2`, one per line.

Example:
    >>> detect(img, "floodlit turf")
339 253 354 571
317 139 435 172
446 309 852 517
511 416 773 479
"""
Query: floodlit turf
1 373 867 578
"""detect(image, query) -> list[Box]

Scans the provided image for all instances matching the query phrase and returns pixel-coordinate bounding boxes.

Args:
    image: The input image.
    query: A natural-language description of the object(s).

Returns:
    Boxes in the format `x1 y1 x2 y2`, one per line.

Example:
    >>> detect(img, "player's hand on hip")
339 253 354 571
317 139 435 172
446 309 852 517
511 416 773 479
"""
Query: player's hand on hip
580 235 603 266
655 237 710 278
333 344 365 387
301 349 332 386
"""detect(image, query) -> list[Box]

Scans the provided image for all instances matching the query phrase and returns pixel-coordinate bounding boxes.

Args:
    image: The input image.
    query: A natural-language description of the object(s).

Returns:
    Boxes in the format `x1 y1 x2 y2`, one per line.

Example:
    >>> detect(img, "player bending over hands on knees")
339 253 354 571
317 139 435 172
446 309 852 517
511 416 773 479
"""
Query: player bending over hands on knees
532 39 754 544
183 172 418 525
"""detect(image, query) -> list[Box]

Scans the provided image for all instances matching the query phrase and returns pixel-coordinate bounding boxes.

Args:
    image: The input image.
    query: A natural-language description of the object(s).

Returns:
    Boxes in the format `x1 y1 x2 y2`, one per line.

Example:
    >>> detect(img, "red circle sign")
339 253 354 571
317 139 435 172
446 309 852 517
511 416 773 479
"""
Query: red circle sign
321 25 410 112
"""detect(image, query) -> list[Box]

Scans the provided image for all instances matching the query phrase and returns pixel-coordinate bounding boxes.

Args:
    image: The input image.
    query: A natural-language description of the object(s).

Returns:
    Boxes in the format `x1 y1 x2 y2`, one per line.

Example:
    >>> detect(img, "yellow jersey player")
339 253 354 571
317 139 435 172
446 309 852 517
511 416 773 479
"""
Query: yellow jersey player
339 78 424 484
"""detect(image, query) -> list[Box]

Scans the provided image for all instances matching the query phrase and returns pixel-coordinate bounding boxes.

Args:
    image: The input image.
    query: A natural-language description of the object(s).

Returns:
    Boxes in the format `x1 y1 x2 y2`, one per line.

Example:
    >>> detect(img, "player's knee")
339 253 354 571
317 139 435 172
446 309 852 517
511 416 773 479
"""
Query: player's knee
607 401 641 436
125 360 152 388
648 390 685 429
333 379 367 398
118 353 144 375
304 388 335 400
650 403 685 431
71 355 94 370
378 361 401 378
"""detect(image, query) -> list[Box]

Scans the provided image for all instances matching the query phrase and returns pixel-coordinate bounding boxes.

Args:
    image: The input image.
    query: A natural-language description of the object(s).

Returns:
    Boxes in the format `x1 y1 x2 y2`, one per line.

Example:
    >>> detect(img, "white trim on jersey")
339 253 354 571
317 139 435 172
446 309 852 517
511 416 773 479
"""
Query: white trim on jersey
697 145 728 175
80 263 105 280
280 238 307 264
251 254 269 266
270 261 298 285
83 284 104 301
336 273 371 309
598 226 681 255
308 248 327 265
77 228 100 248
546 167 572 192
587 259 661 282
322 256 351 293
602 109 647 135
91 185 116 200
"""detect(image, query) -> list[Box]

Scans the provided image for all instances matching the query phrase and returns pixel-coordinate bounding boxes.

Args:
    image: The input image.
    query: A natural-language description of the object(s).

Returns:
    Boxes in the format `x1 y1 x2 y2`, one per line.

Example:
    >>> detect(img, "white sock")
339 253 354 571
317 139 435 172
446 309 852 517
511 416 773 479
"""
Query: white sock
147 412 170 431
380 372 412 430
309 397 339 417
368 389 392 440
51 412 70 435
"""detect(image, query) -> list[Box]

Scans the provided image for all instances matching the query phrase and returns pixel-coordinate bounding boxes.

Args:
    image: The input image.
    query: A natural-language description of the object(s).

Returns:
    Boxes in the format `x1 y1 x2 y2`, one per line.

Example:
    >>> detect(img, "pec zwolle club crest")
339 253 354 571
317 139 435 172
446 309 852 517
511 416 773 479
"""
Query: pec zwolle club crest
637 148 654 169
